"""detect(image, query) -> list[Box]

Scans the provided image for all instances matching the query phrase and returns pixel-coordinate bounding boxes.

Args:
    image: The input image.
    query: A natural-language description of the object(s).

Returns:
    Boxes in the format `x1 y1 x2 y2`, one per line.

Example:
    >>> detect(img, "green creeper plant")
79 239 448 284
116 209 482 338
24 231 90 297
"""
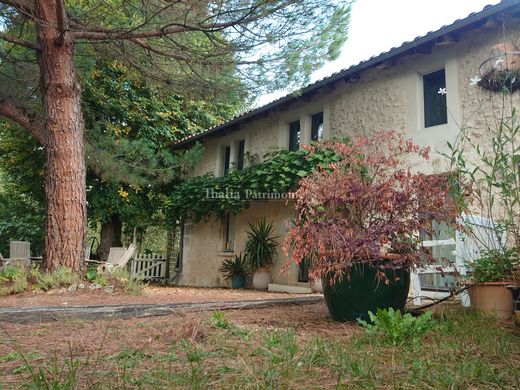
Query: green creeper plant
166 144 341 223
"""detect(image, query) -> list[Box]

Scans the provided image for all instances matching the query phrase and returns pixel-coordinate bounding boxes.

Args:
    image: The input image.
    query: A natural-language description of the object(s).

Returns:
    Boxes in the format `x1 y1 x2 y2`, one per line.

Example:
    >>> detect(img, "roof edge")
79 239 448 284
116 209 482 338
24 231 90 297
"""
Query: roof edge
173 0 520 149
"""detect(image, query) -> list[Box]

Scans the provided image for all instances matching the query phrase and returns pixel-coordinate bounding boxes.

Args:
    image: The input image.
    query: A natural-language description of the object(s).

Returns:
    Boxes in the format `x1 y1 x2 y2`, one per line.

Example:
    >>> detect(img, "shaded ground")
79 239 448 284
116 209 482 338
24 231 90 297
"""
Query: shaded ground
0 296 323 324
0 286 314 308
0 302 519 389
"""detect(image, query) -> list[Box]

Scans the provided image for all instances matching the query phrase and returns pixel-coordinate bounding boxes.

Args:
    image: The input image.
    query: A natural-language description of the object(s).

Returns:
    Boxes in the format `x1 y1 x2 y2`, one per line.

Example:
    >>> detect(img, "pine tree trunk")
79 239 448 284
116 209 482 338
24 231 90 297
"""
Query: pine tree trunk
36 0 86 271
97 215 123 262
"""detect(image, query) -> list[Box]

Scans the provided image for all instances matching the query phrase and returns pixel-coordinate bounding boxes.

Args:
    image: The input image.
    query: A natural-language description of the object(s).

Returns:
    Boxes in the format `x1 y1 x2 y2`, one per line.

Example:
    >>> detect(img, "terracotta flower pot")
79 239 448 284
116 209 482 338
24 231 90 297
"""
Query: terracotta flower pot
310 278 323 293
252 267 272 290
467 282 514 320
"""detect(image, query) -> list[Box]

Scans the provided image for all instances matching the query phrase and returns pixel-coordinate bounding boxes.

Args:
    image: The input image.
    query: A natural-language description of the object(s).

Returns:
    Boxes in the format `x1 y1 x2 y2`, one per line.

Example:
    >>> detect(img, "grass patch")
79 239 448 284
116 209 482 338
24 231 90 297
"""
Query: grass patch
2 307 518 389
0 263 144 296
0 264 79 296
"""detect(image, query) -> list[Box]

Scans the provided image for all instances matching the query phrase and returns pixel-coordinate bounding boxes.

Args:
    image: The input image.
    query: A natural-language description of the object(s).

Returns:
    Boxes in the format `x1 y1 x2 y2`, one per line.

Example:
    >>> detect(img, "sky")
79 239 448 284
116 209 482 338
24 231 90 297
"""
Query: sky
257 0 501 106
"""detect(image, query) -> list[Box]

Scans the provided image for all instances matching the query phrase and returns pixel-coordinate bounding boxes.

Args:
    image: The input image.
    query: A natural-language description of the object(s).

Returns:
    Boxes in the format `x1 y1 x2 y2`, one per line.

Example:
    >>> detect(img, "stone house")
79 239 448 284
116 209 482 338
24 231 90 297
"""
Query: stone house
171 0 520 292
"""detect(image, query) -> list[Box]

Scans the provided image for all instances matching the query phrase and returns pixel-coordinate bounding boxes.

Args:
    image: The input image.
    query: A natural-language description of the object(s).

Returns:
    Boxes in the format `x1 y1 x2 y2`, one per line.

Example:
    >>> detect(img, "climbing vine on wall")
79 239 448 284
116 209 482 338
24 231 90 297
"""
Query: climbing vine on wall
165 143 343 223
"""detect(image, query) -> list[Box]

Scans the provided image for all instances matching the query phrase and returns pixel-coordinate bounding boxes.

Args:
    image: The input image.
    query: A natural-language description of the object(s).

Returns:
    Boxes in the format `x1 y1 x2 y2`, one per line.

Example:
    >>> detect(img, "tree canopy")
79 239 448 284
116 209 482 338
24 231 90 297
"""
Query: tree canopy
0 0 352 270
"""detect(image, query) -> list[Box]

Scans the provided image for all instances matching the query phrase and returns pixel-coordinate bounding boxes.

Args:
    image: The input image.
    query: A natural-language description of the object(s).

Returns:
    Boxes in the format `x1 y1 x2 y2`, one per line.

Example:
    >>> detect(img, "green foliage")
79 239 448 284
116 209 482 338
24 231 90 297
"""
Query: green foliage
85 268 98 283
30 266 80 291
245 219 279 270
83 61 215 187
0 131 45 256
5 308 520 388
167 145 341 223
0 264 28 295
106 268 145 295
210 311 231 329
469 248 519 282
0 264 79 296
357 308 435 346
446 107 520 256
219 253 250 280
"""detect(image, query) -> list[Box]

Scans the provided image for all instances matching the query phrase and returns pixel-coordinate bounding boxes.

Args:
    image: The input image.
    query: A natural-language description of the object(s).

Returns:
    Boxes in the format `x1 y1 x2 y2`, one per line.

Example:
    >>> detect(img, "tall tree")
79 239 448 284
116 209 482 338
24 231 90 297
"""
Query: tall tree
0 0 351 270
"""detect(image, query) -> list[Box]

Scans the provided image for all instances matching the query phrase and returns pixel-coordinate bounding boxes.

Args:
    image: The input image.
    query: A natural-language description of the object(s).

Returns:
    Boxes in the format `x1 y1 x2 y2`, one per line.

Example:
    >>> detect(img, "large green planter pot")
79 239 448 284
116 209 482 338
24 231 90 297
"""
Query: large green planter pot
323 263 410 322
231 275 246 289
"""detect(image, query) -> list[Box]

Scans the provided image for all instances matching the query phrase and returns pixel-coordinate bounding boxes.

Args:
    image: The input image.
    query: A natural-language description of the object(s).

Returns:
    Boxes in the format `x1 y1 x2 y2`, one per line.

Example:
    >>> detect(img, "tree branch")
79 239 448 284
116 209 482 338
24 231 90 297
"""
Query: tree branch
54 0 68 46
0 0 36 18
0 31 41 51
0 98 44 144
69 4 284 41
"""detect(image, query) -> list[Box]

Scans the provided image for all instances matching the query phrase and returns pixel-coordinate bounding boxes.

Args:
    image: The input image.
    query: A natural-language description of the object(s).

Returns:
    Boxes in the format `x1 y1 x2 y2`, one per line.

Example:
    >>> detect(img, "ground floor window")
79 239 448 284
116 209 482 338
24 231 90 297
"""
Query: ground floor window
419 220 457 292
298 257 309 282
224 213 235 252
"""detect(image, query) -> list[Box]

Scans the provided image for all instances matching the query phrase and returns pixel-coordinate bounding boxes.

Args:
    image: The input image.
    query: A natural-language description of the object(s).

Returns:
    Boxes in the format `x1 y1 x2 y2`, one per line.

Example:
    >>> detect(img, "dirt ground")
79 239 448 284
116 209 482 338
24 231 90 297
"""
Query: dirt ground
0 286 315 308
0 302 349 386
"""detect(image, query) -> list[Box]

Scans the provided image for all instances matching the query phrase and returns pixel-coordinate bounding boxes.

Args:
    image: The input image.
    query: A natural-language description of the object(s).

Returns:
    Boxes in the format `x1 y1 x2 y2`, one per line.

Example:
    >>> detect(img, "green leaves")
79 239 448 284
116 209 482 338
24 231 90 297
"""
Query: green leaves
244 219 279 270
469 248 518 282
358 308 434 346
167 146 340 223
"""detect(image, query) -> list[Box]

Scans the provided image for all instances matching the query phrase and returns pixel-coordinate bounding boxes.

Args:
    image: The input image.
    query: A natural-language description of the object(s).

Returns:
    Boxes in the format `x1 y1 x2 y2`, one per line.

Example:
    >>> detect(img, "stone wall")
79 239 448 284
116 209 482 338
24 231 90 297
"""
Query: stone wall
177 20 520 287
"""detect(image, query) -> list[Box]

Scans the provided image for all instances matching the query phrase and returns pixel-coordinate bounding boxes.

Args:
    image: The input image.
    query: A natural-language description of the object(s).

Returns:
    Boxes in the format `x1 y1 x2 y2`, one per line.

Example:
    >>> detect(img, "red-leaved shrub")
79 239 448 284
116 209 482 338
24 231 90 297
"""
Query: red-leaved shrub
284 131 459 284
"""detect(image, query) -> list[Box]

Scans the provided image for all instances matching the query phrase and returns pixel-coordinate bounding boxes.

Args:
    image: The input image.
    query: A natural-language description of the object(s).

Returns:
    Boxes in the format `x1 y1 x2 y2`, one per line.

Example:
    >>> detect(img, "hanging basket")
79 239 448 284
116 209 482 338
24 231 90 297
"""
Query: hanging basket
478 43 520 93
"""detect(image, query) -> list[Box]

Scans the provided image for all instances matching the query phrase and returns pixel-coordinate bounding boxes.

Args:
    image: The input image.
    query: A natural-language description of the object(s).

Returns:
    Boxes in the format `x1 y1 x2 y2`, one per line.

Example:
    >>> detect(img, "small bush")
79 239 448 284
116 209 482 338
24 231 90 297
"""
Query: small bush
0 264 28 295
469 248 518 282
210 311 230 329
31 266 80 291
357 308 434 346
105 268 144 295
1 264 78 296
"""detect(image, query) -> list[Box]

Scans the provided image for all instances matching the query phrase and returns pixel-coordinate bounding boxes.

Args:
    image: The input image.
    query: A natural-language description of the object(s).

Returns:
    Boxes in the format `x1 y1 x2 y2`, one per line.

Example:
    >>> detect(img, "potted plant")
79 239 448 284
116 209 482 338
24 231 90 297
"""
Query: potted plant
446 92 520 319
219 253 250 289
245 219 279 290
284 131 458 322
465 249 517 320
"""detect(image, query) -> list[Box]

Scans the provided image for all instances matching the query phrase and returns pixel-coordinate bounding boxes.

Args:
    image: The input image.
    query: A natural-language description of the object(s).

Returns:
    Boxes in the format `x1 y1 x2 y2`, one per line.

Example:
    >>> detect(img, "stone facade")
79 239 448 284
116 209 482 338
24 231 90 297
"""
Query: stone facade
176 17 520 288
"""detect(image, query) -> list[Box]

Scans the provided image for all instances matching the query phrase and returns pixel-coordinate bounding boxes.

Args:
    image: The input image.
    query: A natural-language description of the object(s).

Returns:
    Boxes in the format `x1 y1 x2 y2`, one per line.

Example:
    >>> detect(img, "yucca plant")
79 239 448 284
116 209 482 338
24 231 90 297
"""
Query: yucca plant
245 219 279 270
219 253 250 280
219 253 250 288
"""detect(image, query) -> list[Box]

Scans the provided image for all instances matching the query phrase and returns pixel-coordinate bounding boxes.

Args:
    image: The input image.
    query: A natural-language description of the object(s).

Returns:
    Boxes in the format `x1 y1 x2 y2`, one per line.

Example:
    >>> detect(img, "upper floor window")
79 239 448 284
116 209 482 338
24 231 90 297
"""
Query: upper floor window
288 120 300 151
223 145 231 175
311 112 324 142
423 69 447 128
237 140 245 170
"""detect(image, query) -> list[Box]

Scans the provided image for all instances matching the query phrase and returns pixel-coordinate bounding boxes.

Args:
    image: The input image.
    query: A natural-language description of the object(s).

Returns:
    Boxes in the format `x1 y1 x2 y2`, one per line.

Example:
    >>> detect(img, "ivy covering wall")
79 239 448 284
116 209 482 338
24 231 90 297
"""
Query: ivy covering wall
165 145 342 223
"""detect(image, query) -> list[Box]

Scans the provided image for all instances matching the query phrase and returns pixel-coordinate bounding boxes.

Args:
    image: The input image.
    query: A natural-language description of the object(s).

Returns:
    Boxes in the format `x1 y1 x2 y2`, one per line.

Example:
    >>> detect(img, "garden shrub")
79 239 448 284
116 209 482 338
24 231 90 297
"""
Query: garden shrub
357 308 434 346
106 268 145 295
30 266 80 291
0 264 28 295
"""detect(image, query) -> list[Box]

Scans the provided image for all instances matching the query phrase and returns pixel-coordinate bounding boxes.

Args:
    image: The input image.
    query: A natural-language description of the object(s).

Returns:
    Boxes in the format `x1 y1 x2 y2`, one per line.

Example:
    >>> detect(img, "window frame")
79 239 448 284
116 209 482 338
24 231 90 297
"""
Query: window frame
311 112 324 142
423 69 448 128
288 120 301 152
237 139 245 170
